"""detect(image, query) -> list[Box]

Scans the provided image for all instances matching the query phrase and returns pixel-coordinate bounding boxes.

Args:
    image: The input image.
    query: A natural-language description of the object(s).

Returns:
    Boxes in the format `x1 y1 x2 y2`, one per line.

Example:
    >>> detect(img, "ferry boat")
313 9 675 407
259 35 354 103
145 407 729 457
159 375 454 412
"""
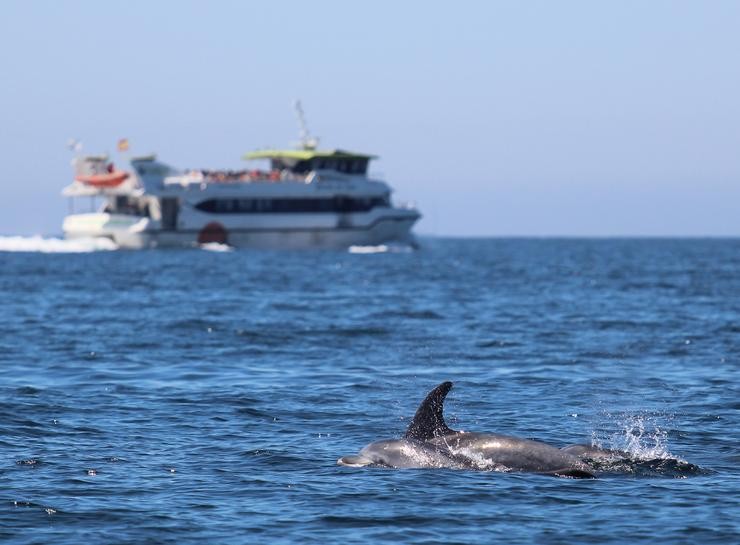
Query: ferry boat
62 119 421 250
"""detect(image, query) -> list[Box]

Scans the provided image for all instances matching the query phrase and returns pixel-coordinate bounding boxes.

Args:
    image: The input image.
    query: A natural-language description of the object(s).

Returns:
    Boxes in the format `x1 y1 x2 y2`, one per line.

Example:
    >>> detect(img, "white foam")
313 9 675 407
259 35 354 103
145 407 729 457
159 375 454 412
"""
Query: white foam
199 242 234 252
348 244 389 254
0 235 118 253
348 244 414 254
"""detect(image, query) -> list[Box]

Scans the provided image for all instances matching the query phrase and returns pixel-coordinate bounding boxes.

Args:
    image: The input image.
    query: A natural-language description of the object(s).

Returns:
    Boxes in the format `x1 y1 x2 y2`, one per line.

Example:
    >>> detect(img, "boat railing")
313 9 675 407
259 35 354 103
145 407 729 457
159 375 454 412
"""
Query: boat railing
396 200 418 210
164 168 371 188
171 169 310 185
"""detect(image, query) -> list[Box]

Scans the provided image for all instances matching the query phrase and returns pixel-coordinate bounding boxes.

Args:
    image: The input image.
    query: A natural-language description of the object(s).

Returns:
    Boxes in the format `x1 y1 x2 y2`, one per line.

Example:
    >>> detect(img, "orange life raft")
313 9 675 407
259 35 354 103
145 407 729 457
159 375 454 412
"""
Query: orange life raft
75 171 130 188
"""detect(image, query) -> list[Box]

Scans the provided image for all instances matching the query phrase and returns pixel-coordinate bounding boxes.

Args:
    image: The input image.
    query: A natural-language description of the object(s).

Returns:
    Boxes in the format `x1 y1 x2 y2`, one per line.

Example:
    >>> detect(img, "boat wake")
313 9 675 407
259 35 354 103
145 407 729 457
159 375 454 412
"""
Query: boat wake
0 235 118 253
348 243 415 254
199 242 234 252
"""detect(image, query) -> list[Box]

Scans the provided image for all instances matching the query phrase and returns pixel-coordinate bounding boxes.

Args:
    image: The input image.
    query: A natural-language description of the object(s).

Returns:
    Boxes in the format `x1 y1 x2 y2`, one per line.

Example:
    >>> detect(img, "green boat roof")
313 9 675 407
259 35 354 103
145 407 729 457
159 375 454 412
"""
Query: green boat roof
242 148 377 161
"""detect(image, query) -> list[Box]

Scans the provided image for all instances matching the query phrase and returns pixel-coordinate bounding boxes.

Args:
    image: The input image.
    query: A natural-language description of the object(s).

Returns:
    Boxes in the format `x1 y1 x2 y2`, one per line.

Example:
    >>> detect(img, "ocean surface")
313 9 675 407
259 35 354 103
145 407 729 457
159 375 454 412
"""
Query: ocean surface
1 237 738 544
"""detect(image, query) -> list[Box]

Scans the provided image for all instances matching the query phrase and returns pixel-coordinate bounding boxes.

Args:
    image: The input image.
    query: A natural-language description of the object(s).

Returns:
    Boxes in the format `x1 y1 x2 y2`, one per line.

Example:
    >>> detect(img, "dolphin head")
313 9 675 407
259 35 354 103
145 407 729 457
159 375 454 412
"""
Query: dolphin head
338 438 461 469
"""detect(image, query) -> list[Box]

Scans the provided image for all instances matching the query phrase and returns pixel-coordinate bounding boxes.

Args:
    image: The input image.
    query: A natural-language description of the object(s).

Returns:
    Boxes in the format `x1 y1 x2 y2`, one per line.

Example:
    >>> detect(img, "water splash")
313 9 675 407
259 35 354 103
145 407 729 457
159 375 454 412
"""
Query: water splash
0 235 118 253
583 411 707 476
591 410 672 459
447 446 511 472
398 444 449 469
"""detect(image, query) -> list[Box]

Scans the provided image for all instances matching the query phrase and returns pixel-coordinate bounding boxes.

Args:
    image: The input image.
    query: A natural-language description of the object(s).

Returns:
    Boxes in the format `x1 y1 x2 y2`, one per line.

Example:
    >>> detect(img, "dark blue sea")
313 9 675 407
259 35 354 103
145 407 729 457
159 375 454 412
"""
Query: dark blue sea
1 238 738 544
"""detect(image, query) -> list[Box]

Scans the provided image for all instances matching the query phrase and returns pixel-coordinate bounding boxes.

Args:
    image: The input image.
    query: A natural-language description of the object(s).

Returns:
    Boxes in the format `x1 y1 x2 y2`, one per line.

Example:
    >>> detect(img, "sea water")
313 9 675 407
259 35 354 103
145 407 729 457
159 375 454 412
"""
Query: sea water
1 238 738 544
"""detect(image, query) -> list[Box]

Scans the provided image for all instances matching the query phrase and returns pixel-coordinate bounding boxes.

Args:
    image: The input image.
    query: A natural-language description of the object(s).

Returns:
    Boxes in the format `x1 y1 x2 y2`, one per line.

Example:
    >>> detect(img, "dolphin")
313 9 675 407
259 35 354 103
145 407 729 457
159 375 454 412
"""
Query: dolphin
338 381 595 478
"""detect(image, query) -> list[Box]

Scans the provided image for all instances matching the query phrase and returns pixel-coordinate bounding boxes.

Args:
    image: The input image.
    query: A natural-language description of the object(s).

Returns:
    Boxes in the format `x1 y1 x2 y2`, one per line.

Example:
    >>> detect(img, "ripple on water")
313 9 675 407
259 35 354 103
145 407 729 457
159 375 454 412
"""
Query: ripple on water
1 239 739 544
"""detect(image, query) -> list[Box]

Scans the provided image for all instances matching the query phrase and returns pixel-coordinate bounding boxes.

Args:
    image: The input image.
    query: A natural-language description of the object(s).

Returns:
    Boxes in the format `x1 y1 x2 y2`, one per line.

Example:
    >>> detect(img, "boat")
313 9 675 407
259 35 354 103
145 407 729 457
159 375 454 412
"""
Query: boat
61 110 421 250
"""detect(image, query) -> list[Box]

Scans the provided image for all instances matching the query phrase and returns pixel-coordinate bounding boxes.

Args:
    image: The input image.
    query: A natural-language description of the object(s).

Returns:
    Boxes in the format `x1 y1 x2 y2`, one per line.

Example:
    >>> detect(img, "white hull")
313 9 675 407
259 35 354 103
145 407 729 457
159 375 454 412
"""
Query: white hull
63 213 150 249
64 211 418 250
62 152 421 250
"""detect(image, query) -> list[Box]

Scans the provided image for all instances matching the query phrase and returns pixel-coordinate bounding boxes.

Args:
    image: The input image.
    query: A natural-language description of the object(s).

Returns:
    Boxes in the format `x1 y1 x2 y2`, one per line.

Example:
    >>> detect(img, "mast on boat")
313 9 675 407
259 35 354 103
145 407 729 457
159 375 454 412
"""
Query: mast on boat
294 100 319 151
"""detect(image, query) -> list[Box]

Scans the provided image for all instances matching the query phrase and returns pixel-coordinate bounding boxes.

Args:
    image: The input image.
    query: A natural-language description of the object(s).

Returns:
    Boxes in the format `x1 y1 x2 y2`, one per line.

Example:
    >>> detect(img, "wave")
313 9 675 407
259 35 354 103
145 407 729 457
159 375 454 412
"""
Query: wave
0 235 118 253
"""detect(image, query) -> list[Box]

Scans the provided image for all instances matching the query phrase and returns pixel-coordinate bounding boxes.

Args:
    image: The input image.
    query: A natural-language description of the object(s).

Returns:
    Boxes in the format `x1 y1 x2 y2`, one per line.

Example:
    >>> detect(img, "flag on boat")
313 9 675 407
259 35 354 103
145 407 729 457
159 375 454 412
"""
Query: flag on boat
117 138 130 152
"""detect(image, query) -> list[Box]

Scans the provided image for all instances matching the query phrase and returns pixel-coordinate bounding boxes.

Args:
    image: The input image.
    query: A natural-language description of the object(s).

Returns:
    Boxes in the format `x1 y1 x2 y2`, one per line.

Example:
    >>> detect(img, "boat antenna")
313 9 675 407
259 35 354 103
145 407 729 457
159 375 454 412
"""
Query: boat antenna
294 100 319 150
66 138 83 155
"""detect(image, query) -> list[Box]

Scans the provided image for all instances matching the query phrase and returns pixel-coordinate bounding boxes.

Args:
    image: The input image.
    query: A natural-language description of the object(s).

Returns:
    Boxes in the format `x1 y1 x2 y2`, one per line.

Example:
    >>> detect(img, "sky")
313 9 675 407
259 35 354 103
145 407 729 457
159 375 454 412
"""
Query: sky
1 0 738 237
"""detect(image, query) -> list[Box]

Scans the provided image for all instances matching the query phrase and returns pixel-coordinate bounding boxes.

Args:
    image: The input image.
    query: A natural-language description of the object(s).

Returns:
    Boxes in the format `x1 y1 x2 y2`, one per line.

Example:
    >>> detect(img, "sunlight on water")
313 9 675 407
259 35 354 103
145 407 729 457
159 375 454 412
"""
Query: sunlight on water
1 239 736 543
0 235 118 253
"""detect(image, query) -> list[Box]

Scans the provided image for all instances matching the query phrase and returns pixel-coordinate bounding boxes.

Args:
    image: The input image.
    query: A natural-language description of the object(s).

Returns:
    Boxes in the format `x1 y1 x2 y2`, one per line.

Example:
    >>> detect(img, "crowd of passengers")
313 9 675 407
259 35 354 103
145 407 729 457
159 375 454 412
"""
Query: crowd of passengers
185 169 303 182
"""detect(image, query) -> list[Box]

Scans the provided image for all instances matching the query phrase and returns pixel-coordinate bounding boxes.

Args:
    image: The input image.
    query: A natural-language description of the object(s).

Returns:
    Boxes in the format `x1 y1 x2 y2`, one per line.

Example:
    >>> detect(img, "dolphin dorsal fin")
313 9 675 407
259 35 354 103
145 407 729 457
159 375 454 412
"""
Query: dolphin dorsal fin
404 381 455 440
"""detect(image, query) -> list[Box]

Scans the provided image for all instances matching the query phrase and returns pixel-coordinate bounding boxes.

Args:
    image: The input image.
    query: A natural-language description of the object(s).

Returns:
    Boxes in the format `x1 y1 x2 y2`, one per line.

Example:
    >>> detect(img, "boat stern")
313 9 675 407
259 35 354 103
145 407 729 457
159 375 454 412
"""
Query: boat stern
63 213 151 249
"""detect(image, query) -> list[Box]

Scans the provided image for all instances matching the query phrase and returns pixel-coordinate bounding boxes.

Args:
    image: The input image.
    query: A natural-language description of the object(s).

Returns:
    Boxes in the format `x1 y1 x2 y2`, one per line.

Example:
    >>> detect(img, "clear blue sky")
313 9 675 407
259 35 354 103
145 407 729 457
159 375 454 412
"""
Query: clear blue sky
1 0 738 236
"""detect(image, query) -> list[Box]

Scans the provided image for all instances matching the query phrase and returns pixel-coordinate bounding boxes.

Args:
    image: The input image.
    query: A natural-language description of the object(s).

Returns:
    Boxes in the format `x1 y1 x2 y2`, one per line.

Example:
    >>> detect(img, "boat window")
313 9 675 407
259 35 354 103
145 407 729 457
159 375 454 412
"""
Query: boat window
294 160 311 173
161 198 179 229
194 196 388 214
108 195 149 216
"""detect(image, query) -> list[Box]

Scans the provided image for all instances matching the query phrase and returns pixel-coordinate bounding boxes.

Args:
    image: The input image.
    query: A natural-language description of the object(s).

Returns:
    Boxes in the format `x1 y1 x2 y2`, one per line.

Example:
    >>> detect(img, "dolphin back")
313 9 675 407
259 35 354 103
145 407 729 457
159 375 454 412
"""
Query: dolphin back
404 381 456 440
